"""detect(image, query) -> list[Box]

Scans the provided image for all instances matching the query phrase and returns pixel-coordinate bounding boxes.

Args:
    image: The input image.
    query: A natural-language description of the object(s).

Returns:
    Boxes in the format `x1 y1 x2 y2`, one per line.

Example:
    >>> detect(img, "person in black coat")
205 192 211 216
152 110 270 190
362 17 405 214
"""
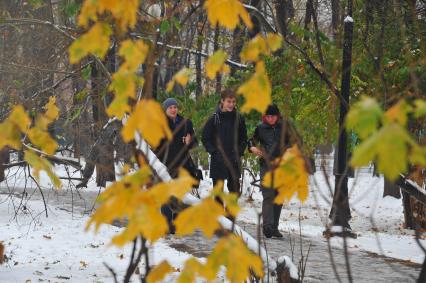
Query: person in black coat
202 89 247 197
156 97 197 234
248 104 300 238
155 98 197 178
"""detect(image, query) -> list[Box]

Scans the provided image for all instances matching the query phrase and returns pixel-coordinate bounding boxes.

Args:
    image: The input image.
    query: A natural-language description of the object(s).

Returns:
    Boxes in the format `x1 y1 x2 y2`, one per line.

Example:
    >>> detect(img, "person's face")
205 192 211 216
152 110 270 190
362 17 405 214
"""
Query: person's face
221 97 237 112
166 105 178 119
265 115 278 125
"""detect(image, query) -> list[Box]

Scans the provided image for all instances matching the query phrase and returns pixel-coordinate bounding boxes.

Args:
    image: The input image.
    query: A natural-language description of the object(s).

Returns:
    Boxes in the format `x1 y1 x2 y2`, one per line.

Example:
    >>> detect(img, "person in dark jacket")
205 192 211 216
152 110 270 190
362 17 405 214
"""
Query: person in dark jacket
248 104 299 238
155 97 197 178
202 89 247 197
156 97 197 234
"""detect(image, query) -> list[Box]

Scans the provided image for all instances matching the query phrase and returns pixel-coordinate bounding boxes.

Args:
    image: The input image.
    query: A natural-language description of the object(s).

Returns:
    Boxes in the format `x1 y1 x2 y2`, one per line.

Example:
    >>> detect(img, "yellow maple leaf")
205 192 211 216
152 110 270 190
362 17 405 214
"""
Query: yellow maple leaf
121 99 172 147
146 261 174 283
27 128 58 155
87 167 170 243
0 105 30 150
265 33 283 51
205 50 228 79
177 258 205 283
204 0 253 30
240 33 283 62
237 61 271 113
174 198 225 238
43 96 59 122
385 100 413 126
147 169 197 205
28 97 59 155
107 40 149 119
79 0 139 31
240 35 267 62
166 68 192 93
119 40 150 72
24 150 61 188
262 145 309 204
203 234 263 282
69 22 112 64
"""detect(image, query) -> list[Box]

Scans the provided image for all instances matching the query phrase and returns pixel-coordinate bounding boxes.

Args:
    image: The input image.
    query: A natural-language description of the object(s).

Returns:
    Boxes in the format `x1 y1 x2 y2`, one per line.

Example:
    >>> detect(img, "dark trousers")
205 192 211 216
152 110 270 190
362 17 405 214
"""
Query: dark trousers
260 166 282 231
262 188 283 231
212 174 241 196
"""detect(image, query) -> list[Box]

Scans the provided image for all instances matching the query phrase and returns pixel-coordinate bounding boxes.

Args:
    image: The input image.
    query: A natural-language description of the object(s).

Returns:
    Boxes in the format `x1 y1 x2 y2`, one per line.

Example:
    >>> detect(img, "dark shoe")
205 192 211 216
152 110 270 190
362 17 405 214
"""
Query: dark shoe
272 229 283 238
263 226 274 239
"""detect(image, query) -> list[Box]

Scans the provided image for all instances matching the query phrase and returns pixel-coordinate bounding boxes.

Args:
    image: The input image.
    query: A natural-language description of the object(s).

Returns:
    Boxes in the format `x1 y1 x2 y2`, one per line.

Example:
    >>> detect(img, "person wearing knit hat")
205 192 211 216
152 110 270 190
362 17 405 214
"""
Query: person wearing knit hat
156 97 202 234
248 104 299 238
162 97 178 111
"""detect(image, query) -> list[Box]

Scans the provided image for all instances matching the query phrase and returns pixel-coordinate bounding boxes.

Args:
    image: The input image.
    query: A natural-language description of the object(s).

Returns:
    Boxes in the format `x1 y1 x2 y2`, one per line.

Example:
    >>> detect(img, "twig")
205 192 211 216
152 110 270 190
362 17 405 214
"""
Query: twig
27 168 48 218
103 262 119 283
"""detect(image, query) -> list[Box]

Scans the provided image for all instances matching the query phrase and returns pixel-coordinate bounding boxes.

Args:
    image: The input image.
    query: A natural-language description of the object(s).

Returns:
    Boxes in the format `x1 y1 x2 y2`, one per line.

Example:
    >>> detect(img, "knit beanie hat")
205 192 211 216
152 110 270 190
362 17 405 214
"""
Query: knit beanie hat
265 104 280 115
162 98 178 110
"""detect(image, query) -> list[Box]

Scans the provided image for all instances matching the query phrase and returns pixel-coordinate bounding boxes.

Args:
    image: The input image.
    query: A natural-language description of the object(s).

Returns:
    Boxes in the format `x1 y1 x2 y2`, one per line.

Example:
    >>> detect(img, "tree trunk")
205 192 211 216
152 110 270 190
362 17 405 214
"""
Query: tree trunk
249 0 262 38
331 0 341 45
214 25 221 94
330 0 354 228
195 14 205 98
274 0 295 36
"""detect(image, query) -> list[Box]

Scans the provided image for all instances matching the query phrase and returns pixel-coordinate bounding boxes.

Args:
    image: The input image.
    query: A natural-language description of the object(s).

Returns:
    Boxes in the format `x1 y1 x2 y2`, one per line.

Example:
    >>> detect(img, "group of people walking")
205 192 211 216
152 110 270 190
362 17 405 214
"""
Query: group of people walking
155 89 299 239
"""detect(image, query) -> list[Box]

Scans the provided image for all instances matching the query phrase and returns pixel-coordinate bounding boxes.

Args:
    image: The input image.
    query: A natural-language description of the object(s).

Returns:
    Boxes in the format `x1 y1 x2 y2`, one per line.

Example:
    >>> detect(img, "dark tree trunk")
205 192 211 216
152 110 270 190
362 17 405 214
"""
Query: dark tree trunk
274 0 295 36
195 14 205 98
230 26 244 75
331 0 341 45
90 63 115 187
330 0 354 228
214 25 221 94
248 0 262 38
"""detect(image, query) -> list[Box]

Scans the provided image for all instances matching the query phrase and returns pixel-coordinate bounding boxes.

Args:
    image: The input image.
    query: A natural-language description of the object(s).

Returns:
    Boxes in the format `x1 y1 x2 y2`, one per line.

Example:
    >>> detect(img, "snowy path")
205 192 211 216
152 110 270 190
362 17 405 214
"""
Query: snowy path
165 223 420 282
1 185 421 282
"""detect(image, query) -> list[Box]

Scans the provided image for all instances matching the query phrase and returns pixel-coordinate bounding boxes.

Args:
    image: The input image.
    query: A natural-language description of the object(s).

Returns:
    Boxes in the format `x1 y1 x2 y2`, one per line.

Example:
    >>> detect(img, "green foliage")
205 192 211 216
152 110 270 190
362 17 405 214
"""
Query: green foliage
347 97 426 180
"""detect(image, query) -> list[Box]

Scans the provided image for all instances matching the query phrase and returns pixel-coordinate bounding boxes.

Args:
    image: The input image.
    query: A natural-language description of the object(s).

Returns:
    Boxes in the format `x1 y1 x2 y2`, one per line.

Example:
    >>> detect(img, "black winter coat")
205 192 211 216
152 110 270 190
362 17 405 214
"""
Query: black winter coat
202 108 247 179
155 114 196 177
248 119 298 176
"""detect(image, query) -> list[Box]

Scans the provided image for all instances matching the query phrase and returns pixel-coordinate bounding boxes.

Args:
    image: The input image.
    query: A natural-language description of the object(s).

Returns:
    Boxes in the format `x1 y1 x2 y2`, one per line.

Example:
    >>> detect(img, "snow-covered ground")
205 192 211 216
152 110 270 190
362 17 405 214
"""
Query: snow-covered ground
0 163 425 282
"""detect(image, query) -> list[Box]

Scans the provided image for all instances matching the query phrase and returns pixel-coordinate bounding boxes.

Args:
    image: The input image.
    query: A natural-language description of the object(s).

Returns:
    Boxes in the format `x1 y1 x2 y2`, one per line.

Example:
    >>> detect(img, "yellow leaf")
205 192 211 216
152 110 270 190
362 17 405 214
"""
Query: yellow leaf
204 0 253 30
44 96 59 122
27 128 58 155
119 40 150 72
265 33 283 52
24 150 61 188
0 105 30 150
27 97 59 154
146 261 174 283
79 0 139 30
107 71 144 119
106 40 149 118
351 123 412 181
69 22 112 64
237 61 271 113
414 99 426 118
384 100 412 126
262 145 309 204
166 68 192 93
204 234 263 282
240 33 282 62
121 99 172 147
240 35 267 62
177 258 205 283
8 105 31 132
86 168 170 243
174 198 225 238
205 50 228 79
147 169 197 205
